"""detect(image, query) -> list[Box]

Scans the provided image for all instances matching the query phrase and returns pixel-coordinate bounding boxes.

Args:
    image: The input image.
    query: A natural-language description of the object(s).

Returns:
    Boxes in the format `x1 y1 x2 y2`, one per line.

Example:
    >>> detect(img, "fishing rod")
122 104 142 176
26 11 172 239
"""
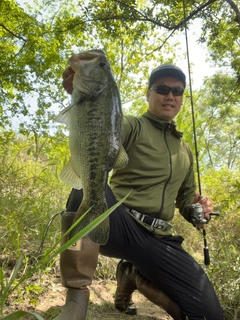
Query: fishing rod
182 0 220 266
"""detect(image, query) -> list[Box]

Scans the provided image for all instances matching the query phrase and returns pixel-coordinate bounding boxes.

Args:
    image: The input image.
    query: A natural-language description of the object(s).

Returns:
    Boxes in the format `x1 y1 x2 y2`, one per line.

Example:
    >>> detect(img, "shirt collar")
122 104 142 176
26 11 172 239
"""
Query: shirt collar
142 110 183 138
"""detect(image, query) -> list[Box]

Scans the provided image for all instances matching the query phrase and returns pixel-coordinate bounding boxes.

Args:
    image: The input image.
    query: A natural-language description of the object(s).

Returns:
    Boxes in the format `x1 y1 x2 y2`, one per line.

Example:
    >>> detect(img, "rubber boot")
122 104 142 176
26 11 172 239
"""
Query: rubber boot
114 260 137 315
53 211 100 320
114 260 182 320
135 270 182 320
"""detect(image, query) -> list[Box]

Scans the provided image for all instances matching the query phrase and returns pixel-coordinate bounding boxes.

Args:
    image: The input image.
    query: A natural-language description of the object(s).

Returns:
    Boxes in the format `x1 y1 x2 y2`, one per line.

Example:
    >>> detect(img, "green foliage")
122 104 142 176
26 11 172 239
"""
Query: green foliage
0 194 129 317
173 166 240 319
1 0 239 133
207 231 240 320
0 129 70 257
0 311 45 320
0 0 69 132
176 72 240 172
196 72 240 170
199 0 240 78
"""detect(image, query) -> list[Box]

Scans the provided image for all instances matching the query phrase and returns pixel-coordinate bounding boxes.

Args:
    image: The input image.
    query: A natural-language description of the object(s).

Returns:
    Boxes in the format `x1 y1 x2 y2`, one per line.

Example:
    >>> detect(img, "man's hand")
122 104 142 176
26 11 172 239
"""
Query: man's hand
192 193 213 222
62 66 75 94
191 194 213 230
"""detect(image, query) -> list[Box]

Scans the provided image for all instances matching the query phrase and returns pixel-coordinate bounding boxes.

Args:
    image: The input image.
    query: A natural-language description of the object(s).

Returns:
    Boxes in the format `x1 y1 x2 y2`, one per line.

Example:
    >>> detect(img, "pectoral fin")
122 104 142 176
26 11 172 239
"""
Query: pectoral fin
60 158 82 189
55 105 72 128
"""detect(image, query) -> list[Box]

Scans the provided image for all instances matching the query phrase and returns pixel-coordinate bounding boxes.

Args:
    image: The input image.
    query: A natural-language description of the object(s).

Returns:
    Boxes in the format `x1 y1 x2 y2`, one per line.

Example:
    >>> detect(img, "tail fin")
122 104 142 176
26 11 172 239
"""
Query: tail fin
70 201 110 245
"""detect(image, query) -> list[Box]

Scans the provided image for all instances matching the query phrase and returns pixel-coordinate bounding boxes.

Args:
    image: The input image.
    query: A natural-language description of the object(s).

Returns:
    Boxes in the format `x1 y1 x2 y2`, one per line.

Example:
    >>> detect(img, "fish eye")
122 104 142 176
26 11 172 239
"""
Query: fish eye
99 61 107 68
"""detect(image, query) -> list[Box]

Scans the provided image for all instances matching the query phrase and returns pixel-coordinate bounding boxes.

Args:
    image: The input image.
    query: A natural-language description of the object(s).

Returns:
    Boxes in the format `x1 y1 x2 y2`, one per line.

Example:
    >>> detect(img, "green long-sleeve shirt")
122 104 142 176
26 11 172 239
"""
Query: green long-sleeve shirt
110 110 196 223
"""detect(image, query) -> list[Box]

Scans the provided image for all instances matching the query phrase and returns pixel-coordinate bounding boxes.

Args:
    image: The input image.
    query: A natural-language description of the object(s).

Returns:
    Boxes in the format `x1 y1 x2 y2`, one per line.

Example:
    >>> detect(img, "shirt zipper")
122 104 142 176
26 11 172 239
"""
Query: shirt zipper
157 124 173 216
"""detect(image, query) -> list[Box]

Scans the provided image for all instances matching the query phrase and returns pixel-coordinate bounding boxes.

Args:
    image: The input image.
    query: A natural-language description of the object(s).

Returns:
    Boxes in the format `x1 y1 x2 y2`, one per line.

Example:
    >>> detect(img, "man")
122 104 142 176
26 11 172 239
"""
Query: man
54 62 223 320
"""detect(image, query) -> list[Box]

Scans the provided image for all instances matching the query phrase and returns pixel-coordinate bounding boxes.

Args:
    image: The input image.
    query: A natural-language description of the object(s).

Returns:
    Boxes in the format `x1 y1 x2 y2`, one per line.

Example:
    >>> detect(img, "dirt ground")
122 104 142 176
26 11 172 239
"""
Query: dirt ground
34 280 173 320
3 276 173 320
1 254 173 320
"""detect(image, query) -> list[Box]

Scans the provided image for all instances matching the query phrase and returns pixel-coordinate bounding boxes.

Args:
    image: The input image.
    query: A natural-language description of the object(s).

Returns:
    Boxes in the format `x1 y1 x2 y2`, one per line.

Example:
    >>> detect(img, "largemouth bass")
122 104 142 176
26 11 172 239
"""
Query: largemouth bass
56 50 128 244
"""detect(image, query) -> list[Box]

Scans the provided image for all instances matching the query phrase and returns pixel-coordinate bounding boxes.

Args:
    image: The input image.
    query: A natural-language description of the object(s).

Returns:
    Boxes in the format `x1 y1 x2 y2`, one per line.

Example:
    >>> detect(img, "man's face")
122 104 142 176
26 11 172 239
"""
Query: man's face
146 76 184 122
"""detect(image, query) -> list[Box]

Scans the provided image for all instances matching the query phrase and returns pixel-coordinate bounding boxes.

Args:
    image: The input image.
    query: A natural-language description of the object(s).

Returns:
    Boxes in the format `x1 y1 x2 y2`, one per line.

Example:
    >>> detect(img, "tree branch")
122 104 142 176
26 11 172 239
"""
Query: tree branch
52 0 239 37
225 0 240 25
0 24 27 42
51 0 219 34
113 0 218 30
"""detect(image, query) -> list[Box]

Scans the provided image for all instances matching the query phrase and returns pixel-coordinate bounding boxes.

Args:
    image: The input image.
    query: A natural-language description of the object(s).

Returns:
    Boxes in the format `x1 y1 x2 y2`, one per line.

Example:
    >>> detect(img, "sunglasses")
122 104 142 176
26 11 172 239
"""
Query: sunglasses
150 85 184 96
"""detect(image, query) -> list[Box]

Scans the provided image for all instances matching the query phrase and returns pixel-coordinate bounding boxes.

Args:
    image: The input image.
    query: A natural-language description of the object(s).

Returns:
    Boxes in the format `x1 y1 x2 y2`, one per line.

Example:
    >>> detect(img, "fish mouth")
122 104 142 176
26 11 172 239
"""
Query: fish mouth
77 50 106 59
69 50 106 71
69 49 110 97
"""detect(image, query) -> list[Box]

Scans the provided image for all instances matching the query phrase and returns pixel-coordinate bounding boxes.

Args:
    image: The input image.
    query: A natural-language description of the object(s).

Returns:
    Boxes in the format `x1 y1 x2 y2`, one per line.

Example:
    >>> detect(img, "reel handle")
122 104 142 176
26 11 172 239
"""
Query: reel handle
209 212 220 217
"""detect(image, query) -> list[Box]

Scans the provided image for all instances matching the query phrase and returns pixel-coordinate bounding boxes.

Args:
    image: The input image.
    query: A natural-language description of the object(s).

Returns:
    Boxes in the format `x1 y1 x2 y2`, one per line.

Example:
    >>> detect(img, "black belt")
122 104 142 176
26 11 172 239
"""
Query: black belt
123 206 173 231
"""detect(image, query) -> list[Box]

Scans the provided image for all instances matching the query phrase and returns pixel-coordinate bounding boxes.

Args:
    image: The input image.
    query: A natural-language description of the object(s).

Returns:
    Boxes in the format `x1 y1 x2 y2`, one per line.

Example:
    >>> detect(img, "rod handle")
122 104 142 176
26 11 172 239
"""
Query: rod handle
204 247 210 265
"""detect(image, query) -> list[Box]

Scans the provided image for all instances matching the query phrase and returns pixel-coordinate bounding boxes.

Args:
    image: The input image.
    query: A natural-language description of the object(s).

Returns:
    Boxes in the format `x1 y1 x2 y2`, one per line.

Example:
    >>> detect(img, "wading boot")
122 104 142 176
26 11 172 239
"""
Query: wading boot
53 211 99 320
114 260 137 315
114 260 182 320
135 270 182 320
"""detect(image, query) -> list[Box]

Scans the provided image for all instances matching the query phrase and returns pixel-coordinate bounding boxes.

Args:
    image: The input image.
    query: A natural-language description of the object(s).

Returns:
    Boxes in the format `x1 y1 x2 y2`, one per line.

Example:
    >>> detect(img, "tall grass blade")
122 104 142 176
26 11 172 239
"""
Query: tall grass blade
1 191 131 312
0 310 45 319
5 254 24 292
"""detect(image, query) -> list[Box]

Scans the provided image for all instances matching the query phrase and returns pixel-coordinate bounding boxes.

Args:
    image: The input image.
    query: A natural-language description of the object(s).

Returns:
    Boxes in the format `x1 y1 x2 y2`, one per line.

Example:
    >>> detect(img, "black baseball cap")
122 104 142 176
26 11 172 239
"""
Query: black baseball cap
149 64 186 88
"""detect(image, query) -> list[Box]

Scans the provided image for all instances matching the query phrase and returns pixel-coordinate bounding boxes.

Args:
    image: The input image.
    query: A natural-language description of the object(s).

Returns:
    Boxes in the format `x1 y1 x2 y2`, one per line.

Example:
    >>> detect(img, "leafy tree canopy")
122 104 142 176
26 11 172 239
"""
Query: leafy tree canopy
0 0 239 134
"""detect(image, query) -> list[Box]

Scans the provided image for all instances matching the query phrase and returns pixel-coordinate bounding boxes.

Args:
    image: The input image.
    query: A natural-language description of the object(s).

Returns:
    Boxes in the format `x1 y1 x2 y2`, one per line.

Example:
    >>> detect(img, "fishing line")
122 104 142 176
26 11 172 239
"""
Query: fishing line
182 0 201 195
36 211 63 255
182 0 210 265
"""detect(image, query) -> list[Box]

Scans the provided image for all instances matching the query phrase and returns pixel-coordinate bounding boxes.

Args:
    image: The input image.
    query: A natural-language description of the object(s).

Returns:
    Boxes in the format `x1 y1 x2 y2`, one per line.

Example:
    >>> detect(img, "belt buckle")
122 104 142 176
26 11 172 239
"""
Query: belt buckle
153 219 163 229
155 219 171 231
131 209 142 220
143 215 165 230
131 209 172 232
142 215 154 226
